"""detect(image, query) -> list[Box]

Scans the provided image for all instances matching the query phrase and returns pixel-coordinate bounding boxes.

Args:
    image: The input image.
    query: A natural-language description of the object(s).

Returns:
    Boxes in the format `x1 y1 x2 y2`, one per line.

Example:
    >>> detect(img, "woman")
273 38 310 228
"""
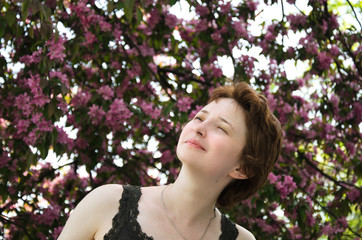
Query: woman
58 82 283 240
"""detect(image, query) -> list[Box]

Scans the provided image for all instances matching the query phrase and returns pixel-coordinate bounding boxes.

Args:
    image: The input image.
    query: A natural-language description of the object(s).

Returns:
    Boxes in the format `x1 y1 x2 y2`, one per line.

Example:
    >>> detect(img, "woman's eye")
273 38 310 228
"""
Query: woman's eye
194 116 202 121
218 127 227 134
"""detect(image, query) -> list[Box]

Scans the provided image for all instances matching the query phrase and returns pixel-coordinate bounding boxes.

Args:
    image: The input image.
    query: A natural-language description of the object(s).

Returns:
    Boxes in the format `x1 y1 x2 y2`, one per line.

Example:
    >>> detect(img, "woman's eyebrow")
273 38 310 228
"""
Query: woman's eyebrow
200 110 235 130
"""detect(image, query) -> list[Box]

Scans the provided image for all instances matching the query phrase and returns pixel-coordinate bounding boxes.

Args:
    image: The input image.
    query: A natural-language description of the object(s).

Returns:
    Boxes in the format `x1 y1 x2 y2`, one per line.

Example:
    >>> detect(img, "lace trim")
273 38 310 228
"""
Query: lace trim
126 186 154 240
104 185 238 240
104 185 154 240
219 214 239 240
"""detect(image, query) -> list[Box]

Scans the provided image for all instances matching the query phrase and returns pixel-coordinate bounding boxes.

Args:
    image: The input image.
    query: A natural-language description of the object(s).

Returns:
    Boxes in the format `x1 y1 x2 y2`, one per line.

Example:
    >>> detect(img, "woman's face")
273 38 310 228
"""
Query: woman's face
176 98 247 180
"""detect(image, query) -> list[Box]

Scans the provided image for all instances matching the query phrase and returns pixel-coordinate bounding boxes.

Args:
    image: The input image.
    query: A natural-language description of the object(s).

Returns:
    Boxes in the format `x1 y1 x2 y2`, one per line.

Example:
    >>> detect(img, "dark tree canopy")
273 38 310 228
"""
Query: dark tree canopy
0 0 361 239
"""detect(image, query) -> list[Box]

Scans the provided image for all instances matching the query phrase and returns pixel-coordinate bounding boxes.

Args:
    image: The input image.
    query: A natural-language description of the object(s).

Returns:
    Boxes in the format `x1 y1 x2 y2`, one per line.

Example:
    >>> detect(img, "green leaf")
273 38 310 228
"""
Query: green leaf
0 56 6 70
31 0 42 15
136 7 143 25
52 128 58 146
124 0 135 22
40 5 51 20
40 78 48 89
22 0 30 21
163 102 175 117
169 0 178 6
0 18 6 38
107 1 114 13
47 100 56 118
5 11 16 26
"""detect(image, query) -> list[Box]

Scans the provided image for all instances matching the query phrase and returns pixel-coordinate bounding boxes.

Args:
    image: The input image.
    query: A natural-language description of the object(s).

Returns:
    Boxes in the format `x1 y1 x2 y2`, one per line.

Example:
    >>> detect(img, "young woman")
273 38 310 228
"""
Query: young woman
58 82 283 240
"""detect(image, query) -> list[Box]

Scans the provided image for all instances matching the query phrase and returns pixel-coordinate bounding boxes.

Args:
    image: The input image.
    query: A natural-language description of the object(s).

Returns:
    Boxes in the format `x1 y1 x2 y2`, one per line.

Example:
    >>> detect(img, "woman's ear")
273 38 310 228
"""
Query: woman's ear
228 167 249 180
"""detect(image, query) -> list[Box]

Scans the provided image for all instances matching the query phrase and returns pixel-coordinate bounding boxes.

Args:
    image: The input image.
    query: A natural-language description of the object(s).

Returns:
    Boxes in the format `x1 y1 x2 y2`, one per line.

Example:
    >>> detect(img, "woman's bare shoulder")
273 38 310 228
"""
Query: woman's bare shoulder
235 223 256 240
80 184 124 210
91 184 124 200
57 184 124 240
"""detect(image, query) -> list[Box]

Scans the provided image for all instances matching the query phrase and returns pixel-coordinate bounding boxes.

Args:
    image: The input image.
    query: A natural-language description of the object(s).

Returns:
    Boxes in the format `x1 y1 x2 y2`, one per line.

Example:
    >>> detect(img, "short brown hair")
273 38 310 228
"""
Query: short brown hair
209 82 283 208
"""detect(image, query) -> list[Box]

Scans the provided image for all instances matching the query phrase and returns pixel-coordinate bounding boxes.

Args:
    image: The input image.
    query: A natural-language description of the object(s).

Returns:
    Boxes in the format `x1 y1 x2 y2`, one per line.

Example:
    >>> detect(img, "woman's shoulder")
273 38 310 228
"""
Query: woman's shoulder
235 223 256 240
91 184 124 199
57 184 125 239
82 184 125 208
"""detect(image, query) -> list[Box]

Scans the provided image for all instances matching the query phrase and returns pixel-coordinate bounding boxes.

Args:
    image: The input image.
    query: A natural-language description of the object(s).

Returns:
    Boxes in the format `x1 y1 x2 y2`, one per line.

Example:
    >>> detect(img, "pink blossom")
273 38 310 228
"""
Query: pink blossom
112 27 123 41
57 98 68 113
88 104 105 125
160 150 173 164
195 5 209 16
287 14 307 32
329 45 340 56
321 20 328 34
16 119 30 134
52 226 64 239
139 43 155 56
15 93 32 116
105 99 133 130
0 151 12 168
276 175 297 199
83 31 97 47
75 137 89 150
72 90 91 108
27 74 50 107
240 55 255 78
330 93 339 107
138 23 153 36
50 71 69 89
37 119 53 132
177 96 193 112
99 19 112 32
337 217 348 229
148 62 157 73
139 101 161 119
232 22 248 39
33 93 51 107
306 182 316 195
97 86 114 100
246 0 258 11
255 218 275 234
56 126 69 145
156 118 173 133
328 14 339 30
46 35 67 61
268 172 279 184
299 36 318 54
352 102 362 123
195 19 208 32
346 188 360 202
19 48 43 65
31 204 61 226
164 13 178 29
148 9 160 29
180 27 194 42
23 129 37 145
127 63 142 78
126 47 139 57
211 31 223 44
220 2 231 13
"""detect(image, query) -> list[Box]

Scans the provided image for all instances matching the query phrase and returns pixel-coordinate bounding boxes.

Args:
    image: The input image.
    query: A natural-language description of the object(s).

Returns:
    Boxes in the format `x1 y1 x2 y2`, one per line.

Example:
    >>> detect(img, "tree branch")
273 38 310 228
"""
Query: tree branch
346 0 362 30
299 151 358 189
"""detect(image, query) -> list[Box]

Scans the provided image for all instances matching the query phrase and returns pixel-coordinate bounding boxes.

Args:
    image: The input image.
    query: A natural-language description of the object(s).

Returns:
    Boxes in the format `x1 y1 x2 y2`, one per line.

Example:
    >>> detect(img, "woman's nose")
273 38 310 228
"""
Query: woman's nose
195 122 206 137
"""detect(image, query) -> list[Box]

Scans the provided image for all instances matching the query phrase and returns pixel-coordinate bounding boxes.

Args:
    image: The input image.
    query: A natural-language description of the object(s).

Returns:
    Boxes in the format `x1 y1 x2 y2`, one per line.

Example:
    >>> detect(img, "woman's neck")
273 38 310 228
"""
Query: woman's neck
163 166 229 225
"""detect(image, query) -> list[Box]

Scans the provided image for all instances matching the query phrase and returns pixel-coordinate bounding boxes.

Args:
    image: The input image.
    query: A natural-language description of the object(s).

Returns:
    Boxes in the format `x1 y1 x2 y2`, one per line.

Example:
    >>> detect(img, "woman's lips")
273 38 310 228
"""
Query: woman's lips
185 139 205 151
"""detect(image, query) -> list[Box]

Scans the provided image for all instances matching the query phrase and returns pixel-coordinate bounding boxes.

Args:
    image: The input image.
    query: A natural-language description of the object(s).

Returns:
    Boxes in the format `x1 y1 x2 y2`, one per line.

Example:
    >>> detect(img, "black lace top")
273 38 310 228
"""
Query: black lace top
104 185 239 240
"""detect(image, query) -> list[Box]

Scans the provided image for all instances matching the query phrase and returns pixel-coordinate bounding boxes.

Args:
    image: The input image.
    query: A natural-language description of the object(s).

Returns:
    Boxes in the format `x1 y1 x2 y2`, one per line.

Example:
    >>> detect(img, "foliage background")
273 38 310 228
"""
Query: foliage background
0 0 361 239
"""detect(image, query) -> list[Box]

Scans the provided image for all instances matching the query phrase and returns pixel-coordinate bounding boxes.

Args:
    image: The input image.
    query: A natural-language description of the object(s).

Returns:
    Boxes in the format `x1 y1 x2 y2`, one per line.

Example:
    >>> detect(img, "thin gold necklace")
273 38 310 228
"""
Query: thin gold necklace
161 185 216 240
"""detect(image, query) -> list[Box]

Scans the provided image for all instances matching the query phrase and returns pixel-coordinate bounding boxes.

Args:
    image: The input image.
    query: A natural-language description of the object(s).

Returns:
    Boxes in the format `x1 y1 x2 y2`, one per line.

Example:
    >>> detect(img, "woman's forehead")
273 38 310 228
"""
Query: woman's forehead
202 98 243 116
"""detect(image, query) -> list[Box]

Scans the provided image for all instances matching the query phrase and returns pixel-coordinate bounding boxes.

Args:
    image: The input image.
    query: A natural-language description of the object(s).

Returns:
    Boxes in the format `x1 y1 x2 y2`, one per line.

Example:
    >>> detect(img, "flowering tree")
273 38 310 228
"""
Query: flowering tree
0 0 361 239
